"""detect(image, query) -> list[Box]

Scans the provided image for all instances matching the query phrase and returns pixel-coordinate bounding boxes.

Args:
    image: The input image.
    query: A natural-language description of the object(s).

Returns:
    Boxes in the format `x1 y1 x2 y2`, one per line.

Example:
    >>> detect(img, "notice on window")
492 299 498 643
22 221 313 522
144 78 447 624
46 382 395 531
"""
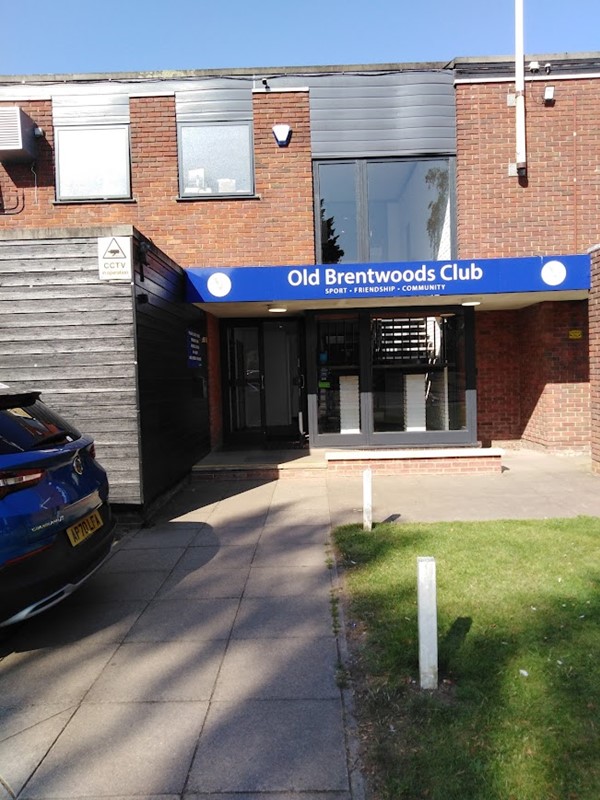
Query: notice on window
340 375 360 434
98 236 133 281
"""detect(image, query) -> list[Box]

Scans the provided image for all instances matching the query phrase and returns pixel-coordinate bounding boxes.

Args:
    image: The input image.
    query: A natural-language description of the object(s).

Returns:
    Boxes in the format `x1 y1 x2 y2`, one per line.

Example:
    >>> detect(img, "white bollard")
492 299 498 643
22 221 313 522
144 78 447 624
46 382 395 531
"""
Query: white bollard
363 468 372 531
417 556 438 690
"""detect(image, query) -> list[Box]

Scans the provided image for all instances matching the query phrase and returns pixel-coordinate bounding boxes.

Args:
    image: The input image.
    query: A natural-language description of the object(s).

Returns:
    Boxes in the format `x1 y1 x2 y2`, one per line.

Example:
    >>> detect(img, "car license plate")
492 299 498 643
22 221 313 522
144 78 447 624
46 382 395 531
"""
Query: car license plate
66 509 103 547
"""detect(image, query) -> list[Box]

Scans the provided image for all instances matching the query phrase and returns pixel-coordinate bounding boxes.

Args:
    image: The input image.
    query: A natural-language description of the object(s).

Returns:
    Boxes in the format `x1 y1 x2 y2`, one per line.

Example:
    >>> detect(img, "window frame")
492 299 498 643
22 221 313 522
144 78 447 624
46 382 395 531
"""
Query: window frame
177 120 255 199
314 156 456 264
306 306 477 448
54 124 132 202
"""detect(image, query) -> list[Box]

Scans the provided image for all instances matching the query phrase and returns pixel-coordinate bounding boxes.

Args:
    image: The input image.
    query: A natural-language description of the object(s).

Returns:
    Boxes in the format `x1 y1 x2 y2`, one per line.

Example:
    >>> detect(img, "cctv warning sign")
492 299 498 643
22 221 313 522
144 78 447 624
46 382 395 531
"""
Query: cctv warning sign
98 236 133 281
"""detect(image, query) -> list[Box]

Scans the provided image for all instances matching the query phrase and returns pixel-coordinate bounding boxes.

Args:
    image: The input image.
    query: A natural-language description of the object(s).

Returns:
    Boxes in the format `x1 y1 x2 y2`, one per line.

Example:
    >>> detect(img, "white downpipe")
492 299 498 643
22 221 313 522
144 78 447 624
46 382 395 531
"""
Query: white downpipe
515 0 527 174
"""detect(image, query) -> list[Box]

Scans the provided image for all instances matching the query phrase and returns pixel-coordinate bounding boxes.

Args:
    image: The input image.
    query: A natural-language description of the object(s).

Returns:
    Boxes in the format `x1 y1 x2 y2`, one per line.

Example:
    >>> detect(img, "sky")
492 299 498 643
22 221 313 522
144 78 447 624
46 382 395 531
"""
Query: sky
2 0 599 77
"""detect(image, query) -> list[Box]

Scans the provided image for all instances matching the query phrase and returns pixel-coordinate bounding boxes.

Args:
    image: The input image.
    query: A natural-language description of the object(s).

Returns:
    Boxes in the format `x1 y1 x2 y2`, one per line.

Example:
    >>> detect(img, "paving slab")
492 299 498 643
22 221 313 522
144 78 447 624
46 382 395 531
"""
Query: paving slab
158 567 249 599
177 544 256 571
213 637 340 700
265 505 332 527
120 524 201 548
252 540 331 568
124 598 240 643
0 704 76 796
259 522 331 543
0 642 118 705
85 640 227 702
102 547 186 573
244 565 332 598
20 702 208 797
186 699 349 793
70 568 170 603
7 600 146 649
191 521 265 545
232 595 334 639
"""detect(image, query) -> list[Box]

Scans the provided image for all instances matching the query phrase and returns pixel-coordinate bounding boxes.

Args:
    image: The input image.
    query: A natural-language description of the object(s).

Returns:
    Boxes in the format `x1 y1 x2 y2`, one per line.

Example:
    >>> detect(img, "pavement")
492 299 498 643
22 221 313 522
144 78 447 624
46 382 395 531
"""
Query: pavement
1 447 600 799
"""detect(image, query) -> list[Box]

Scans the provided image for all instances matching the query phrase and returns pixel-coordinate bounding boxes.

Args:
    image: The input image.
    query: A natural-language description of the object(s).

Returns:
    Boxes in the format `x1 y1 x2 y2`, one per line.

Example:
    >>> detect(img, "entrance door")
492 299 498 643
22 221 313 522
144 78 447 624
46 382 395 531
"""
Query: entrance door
224 320 305 444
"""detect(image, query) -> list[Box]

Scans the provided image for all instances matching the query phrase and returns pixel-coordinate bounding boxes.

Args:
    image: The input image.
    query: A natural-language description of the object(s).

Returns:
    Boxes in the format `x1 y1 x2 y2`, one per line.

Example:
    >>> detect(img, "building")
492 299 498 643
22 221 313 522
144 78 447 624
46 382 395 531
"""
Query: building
1 54 599 507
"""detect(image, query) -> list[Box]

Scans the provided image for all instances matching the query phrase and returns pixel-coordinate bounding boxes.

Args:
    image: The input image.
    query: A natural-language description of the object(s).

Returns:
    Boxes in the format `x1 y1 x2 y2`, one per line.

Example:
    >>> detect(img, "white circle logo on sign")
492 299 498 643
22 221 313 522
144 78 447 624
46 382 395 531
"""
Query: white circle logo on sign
207 272 232 298
541 260 567 287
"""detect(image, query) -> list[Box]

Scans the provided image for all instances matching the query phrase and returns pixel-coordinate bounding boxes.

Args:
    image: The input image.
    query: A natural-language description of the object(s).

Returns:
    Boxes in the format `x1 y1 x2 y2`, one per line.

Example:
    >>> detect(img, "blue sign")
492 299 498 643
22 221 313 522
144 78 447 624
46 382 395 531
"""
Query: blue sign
185 255 590 304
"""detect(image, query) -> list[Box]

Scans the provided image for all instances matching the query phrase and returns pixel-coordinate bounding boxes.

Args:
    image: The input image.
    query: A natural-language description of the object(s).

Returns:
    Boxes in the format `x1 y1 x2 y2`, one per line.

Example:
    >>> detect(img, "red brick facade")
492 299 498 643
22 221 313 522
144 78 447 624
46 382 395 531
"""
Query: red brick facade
456 78 600 259
457 78 600 450
0 91 315 268
0 90 315 450
476 303 589 449
2 75 599 455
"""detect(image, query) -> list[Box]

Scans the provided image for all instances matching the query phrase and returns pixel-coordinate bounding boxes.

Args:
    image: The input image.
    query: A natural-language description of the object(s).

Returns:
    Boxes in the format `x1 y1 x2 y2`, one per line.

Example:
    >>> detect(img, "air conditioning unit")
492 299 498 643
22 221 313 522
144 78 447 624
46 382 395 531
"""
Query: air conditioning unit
0 107 38 163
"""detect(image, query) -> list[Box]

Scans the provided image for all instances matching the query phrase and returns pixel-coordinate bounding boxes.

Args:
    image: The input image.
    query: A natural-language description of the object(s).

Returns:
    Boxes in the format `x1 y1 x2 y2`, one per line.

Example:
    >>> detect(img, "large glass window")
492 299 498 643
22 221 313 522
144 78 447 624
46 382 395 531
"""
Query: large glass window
371 312 465 433
179 123 254 197
316 158 453 264
316 317 361 434
55 126 131 201
307 308 474 447
317 163 358 263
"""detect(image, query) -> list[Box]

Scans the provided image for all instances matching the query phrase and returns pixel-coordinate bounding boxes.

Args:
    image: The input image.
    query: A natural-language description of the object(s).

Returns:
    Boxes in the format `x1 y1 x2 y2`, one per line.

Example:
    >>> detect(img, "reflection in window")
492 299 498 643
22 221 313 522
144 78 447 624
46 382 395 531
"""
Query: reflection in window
179 123 254 197
316 158 452 263
317 163 357 263
316 317 360 434
55 126 131 201
371 313 465 433
367 160 451 262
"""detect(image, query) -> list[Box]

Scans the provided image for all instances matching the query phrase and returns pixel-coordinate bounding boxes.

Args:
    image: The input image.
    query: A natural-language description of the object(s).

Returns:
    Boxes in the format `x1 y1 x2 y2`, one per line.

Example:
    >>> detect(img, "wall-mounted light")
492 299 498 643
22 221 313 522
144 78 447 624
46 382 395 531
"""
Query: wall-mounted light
543 85 555 106
461 300 481 307
272 124 292 147
268 304 287 313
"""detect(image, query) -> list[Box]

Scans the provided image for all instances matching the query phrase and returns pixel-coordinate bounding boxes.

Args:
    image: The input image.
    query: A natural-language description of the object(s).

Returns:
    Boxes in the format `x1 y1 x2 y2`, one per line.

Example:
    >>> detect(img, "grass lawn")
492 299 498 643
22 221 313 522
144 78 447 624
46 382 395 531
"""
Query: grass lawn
333 517 600 800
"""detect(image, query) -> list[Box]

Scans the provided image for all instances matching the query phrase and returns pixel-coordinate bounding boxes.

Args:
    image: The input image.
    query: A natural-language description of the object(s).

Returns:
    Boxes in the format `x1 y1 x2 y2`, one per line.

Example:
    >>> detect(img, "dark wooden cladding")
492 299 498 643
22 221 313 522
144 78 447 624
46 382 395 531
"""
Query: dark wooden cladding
0 233 141 504
0 227 209 507
134 245 210 507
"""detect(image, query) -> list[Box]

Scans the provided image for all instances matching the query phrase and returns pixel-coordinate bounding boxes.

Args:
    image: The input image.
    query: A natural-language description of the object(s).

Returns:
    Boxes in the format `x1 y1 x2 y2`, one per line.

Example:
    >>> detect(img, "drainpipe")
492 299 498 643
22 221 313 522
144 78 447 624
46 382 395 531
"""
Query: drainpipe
515 0 527 177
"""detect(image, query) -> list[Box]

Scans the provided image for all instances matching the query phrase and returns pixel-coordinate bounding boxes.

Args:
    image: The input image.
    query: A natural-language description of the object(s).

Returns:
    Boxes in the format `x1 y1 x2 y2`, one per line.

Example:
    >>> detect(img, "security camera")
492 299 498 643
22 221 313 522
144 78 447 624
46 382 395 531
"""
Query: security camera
544 63 552 74
528 61 540 73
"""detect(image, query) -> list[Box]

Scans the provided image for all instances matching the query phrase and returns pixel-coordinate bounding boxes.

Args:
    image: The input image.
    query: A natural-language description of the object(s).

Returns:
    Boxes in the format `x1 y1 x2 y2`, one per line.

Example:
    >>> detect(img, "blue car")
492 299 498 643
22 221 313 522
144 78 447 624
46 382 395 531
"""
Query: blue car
0 386 116 627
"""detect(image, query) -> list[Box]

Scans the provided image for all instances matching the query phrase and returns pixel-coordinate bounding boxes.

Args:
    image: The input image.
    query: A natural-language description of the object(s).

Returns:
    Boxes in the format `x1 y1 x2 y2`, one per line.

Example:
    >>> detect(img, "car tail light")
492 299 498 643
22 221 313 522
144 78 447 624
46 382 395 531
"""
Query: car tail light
0 468 45 500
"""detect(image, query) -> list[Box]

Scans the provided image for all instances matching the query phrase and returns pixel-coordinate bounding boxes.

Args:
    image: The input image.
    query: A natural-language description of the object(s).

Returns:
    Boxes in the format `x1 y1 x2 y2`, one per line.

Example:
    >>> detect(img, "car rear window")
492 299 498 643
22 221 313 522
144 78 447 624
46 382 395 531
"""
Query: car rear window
0 396 81 455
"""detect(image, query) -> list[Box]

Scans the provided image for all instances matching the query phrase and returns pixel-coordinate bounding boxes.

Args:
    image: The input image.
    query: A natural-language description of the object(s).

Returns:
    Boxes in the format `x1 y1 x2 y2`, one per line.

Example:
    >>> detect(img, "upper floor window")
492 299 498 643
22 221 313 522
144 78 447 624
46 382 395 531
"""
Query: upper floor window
315 158 454 264
178 122 254 197
55 125 131 201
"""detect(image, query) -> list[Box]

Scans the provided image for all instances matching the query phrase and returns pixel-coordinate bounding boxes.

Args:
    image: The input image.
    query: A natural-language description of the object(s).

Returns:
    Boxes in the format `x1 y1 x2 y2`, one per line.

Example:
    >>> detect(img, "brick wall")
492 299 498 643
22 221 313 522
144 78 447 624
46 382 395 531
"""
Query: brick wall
475 302 590 450
458 78 599 450
0 90 315 268
456 79 600 258
1 90 315 449
518 301 590 450
475 310 521 445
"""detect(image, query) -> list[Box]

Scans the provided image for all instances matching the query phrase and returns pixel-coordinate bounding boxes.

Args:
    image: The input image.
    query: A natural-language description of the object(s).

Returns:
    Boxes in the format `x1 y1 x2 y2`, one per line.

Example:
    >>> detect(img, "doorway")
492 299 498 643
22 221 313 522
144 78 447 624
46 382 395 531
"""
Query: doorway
223 319 306 445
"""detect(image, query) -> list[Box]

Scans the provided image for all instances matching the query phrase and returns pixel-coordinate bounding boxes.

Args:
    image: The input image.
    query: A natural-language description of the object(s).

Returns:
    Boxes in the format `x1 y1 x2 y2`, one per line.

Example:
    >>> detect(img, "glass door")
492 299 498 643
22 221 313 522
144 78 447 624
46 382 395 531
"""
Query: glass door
224 320 305 445
306 309 476 448
226 324 264 443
